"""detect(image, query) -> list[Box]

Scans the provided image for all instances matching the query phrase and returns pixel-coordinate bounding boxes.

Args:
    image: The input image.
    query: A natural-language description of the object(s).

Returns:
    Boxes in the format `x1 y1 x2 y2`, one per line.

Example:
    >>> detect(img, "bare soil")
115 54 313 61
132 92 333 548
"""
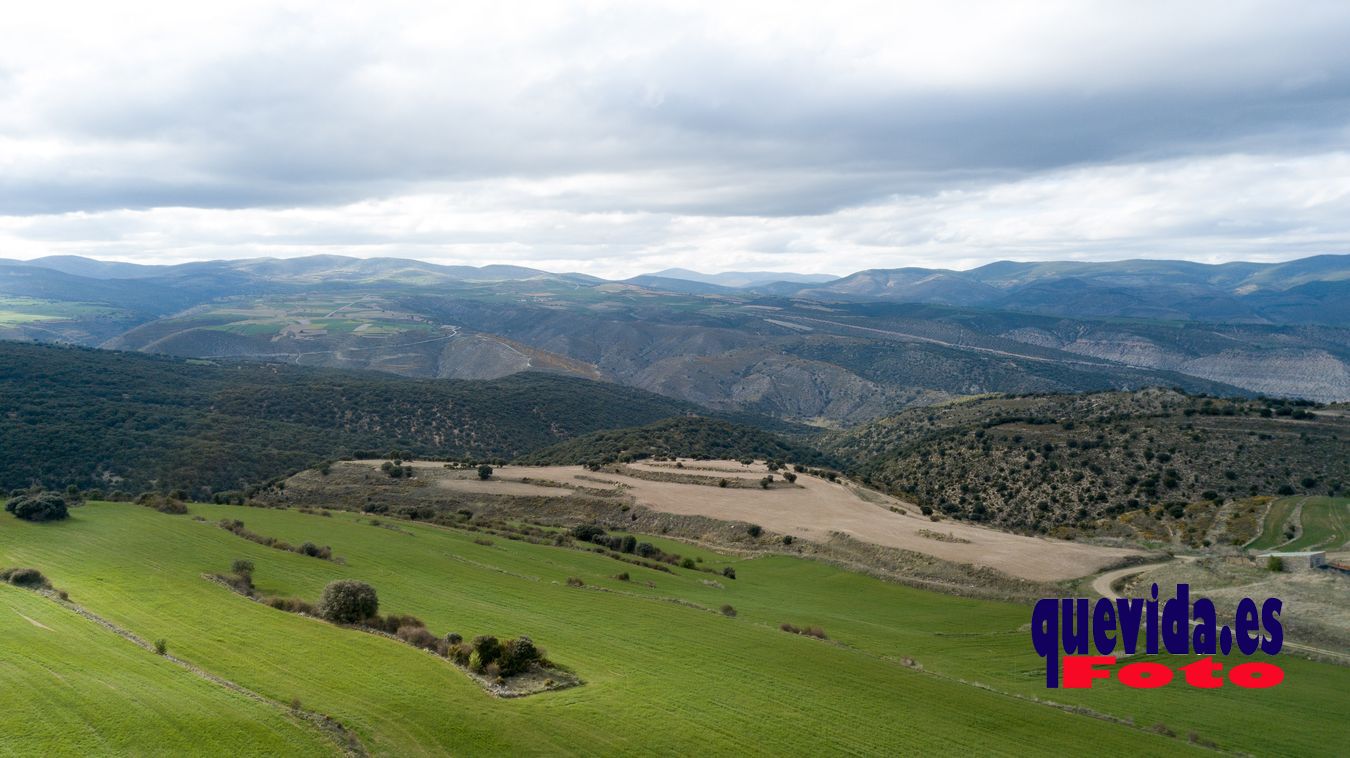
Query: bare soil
391 459 1140 582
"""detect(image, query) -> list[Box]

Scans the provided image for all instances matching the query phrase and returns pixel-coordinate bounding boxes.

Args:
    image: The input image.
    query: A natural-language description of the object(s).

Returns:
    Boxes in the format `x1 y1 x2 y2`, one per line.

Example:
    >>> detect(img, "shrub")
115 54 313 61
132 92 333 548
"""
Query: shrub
680 557 696 569
783 472 797 483
1266 556 1284 572
722 566 736 580
397 625 441 650
498 636 541 675
718 479 729 488
4 493 69 522
614 571 630 581
154 638 168 655
759 476 773 489
448 643 472 666
570 524 606 541
0 567 50 588
477 464 494 480
781 535 794 545
267 596 316 615
473 537 494 546
471 635 502 670
566 577 584 587
720 604 737 617
747 524 762 538
231 559 255 577
317 580 379 624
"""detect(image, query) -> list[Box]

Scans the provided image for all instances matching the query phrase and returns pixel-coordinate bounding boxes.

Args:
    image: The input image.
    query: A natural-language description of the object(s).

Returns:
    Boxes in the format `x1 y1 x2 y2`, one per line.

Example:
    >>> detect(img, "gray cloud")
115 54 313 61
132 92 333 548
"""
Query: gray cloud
0 1 1348 272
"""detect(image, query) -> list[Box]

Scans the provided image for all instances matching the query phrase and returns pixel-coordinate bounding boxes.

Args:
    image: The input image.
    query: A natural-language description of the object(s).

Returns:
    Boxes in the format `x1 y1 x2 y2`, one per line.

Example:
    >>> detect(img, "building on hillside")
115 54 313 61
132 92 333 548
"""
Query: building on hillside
1256 550 1327 571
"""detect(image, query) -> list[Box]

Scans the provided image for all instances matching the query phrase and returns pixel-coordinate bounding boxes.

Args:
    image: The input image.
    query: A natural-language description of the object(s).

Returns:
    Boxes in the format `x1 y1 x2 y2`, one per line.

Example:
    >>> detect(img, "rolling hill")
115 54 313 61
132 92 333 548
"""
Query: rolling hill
0 342 744 495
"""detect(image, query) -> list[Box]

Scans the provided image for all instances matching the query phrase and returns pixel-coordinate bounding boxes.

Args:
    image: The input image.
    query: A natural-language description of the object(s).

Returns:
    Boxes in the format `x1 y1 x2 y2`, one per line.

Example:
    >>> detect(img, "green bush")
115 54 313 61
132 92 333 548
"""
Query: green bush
4 493 69 522
498 636 541 675
1266 556 1284 572
316 580 379 624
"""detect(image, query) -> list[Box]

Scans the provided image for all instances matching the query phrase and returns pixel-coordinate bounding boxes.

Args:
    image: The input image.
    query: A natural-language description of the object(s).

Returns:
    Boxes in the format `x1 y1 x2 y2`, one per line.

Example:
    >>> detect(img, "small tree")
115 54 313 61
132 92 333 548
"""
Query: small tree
231 559 255 577
1266 556 1284 572
317 580 379 623
759 476 773 489
477 465 494 480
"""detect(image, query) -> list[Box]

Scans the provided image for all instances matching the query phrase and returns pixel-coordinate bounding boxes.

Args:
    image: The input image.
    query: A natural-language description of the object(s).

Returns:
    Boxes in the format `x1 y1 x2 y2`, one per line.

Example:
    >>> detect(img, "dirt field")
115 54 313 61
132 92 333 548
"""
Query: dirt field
383 460 1139 582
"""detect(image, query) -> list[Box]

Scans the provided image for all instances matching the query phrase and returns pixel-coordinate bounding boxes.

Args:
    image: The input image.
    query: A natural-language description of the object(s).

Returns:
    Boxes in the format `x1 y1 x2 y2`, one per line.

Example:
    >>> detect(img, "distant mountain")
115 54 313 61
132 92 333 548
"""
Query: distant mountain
650 268 838 288
3 252 1348 417
771 255 1350 326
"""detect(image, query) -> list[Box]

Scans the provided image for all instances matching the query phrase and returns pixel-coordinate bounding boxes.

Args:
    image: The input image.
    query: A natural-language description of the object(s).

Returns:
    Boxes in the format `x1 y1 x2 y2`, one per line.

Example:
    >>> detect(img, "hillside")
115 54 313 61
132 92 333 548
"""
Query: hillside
824 389 1349 540
515 416 833 466
0 342 718 495
3 500 1345 754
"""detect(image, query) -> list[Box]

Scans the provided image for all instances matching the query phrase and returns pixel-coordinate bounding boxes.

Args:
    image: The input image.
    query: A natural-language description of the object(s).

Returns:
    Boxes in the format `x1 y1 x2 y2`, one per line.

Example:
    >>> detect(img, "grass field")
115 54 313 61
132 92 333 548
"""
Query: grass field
1 502 1346 755
0 585 331 756
0 296 114 326
1249 496 1350 552
1280 497 1350 551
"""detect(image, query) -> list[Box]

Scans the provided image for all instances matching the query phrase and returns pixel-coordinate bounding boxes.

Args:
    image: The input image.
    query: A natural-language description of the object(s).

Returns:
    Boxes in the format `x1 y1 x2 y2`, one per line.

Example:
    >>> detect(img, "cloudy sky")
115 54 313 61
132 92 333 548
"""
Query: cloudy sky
2 1 1348 277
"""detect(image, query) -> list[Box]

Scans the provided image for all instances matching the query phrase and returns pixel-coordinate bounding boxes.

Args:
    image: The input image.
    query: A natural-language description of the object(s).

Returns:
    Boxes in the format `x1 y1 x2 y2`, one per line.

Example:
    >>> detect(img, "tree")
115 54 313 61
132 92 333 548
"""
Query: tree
759 475 773 489
231 559 255 577
317 580 379 624
477 465 494 480
4 493 69 522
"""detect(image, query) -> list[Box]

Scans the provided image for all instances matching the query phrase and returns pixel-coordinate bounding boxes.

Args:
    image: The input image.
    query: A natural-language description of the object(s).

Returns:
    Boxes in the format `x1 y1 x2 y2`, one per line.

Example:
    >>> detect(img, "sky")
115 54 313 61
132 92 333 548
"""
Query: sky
1 1 1349 278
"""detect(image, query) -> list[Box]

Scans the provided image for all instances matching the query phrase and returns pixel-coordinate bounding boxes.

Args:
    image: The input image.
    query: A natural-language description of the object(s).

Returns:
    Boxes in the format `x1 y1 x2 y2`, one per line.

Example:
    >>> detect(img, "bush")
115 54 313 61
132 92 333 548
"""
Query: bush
4 493 69 522
722 566 737 580
680 557 696 569
231 559 255 577
154 638 168 655
781 535 794 545
566 577 584 587
267 596 316 614
570 523 606 541
477 464 494 480
759 476 773 489
1267 556 1284 572
498 636 541 675
720 604 737 617
0 567 50 588
397 625 441 650
614 571 630 581
747 524 762 538
718 479 729 488
471 635 502 671
316 580 379 624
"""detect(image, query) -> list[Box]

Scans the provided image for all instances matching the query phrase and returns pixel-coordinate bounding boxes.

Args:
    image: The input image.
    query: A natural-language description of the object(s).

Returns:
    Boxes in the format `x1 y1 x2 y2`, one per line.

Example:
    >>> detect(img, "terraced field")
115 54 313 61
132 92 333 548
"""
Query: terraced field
1 502 1346 755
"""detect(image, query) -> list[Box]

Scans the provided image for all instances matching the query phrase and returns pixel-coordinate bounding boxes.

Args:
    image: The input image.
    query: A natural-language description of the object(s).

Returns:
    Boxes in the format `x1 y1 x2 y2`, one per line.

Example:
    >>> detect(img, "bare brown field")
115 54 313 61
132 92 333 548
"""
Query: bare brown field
380 460 1139 581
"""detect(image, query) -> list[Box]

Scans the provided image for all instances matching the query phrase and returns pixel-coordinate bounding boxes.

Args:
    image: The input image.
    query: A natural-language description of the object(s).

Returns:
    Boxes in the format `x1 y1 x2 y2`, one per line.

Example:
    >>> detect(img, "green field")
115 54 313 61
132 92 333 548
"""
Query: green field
0 296 114 326
1 502 1346 755
1249 496 1350 551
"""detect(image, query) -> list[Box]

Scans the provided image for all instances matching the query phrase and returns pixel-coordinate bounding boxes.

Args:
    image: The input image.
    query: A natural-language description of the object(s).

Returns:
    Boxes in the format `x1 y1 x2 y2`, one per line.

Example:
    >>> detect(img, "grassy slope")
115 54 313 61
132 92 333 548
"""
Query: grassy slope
1250 496 1350 551
0 585 330 756
1 503 1346 755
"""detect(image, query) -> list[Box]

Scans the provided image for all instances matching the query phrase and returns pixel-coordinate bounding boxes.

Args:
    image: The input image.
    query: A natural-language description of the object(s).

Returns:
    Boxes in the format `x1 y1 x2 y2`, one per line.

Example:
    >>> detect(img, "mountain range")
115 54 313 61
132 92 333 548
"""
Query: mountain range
2 253 1348 421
